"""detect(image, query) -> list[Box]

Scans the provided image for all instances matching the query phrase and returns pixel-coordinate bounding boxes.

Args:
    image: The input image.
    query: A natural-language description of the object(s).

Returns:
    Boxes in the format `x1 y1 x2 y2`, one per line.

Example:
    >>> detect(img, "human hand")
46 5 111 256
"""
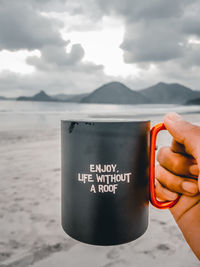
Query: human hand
155 112 200 260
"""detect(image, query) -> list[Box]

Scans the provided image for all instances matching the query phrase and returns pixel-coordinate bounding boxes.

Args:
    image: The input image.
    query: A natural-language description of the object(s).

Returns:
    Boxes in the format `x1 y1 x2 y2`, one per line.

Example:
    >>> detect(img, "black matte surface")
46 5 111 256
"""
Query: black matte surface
61 120 150 246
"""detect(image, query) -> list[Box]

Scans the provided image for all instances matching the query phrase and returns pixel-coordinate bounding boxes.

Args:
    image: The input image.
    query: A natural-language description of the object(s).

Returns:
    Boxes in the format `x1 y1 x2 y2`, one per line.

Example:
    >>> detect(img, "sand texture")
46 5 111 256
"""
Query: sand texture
0 114 199 267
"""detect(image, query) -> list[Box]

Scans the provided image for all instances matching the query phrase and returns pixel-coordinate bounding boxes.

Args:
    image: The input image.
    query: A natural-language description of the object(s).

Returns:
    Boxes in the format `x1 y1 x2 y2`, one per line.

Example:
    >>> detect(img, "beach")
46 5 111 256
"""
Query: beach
0 101 199 267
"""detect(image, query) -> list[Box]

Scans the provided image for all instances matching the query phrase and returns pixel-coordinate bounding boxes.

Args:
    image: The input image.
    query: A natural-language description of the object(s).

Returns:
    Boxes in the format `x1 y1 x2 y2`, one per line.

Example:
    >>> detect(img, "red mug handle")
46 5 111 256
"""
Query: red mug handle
150 123 181 209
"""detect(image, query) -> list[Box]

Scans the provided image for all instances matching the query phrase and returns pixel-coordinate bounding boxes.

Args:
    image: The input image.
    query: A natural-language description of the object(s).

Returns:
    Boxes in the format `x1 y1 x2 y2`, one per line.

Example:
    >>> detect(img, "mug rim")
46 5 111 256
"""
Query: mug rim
61 118 150 123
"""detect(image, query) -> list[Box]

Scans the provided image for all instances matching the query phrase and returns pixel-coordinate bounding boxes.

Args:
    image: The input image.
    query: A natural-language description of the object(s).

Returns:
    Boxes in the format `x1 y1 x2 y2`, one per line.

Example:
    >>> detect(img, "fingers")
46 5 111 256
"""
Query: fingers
163 112 200 191
164 112 200 161
155 180 179 201
155 165 199 196
157 146 199 177
171 139 188 155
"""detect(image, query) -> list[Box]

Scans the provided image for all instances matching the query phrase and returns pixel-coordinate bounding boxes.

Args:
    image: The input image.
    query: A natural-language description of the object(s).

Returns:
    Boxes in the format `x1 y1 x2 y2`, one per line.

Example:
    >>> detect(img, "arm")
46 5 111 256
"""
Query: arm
155 112 200 260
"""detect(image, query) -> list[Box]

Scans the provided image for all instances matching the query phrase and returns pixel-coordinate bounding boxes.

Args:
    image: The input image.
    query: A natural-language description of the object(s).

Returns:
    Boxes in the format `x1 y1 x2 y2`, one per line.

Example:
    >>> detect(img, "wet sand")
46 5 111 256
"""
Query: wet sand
0 113 199 267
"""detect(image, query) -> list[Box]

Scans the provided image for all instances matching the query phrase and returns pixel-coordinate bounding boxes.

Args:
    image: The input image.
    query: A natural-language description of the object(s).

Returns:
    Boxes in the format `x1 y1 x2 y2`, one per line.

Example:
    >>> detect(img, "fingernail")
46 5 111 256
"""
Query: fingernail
166 112 182 122
182 181 198 194
189 164 199 176
162 187 178 200
167 191 179 200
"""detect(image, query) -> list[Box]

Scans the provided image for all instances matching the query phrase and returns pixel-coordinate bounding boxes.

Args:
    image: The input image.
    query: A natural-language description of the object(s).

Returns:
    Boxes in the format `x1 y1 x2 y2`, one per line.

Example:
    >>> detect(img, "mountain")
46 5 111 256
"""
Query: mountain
17 90 57 102
185 98 200 105
53 93 89 102
140 82 200 104
17 91 89 103
81 81 150 104
10 81 200 104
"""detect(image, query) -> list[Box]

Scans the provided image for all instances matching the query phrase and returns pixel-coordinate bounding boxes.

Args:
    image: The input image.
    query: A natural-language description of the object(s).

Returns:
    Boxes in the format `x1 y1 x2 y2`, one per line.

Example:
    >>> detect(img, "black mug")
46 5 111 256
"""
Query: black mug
61 118 180 246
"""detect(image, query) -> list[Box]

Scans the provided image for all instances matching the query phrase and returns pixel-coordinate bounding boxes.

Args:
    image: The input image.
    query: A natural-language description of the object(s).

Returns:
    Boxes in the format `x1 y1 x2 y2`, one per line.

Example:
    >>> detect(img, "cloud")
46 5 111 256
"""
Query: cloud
26 43 86 70
0 1 67 51
39 0 200 69
98 0 198 65
0 0 200 96
94 0 200 89
0 66 112 97
181 15 200 37
32 0 67 12
120 20 185 63
96 0 185 21
0 0 111 96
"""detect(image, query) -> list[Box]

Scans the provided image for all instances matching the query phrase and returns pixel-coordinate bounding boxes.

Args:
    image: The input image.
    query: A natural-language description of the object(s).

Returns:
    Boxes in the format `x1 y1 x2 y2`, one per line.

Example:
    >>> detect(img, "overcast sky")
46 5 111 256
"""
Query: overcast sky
0 0 200 97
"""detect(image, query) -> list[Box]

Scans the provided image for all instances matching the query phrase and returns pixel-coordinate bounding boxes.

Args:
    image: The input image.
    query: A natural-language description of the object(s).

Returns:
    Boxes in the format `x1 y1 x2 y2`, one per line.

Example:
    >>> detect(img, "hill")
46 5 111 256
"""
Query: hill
17 91 89 103
185 98 200 105
140 82 200 104
17 90 57 102
81 81 150 104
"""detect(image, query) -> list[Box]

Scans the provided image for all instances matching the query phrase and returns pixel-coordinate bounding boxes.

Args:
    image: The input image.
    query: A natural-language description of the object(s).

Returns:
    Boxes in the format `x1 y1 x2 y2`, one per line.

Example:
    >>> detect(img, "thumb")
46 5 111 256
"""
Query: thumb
164 112 200 190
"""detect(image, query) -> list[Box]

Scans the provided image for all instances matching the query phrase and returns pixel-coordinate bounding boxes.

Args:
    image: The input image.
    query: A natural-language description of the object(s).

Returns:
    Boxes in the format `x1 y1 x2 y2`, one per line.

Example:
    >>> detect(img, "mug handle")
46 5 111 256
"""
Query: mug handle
150 123 181 209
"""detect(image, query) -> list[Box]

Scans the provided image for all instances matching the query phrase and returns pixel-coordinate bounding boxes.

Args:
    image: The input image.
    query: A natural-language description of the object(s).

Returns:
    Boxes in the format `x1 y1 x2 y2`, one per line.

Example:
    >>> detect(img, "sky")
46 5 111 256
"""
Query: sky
0 0 200 97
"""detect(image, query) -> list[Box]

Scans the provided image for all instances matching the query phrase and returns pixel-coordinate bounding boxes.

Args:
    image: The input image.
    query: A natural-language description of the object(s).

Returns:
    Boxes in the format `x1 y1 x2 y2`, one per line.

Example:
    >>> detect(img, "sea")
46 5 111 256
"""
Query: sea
0 100 200 130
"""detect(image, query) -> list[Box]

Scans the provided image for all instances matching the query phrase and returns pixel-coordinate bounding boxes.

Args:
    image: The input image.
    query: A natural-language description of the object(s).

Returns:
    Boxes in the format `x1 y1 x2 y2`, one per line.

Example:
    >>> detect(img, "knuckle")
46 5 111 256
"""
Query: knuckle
165 176 173 190
172 158 180 173
175 177 182 190
164 171 177 190
167 173 182 192
156 164 183 193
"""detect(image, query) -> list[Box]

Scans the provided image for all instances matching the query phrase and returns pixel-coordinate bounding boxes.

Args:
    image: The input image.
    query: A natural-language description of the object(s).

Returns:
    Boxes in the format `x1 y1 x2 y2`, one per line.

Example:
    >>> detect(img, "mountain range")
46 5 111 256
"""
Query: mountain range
1 81 200 105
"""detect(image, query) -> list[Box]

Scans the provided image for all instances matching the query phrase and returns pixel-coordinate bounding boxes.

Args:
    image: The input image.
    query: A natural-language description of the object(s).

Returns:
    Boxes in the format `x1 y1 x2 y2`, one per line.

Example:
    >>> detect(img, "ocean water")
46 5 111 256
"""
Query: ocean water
0 100 200 130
